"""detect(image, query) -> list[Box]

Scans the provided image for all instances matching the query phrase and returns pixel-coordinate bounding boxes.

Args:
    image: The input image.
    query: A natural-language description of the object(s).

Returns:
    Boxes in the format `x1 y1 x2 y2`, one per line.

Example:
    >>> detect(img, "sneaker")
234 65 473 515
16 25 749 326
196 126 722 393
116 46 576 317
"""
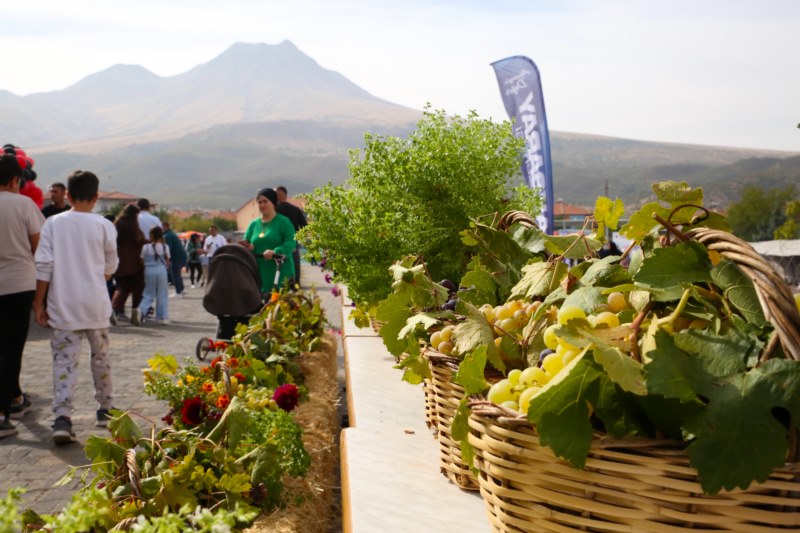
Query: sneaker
158 319 171 325
131 309 141 326
96 408 115 428
116 313 130 322
110 313 117 326
52 416 77 445
9 393 32 420
146 307 155 319
191 284 196 289
0 417 17 439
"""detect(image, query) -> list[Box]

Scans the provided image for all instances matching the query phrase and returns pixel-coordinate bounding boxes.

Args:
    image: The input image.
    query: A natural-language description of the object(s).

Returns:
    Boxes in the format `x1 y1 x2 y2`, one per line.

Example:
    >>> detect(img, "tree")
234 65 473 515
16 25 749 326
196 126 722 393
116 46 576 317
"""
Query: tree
774 199 800 239
726 184 796 241
301 107 542 306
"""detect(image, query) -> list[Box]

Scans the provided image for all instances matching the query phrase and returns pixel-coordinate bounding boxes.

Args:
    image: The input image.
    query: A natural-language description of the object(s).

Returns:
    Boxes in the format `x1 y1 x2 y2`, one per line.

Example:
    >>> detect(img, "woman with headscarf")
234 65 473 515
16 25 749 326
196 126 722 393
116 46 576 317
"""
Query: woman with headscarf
0 154 44 437
240 188 296 293
111 204 146 325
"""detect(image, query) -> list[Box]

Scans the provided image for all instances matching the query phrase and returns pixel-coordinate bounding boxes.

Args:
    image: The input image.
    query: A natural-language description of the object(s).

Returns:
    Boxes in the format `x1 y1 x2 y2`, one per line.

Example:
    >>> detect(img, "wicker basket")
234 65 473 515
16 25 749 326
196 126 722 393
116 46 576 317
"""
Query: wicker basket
429 351 478 490
369 316 387 333
423 371 438 435
466 226 800 532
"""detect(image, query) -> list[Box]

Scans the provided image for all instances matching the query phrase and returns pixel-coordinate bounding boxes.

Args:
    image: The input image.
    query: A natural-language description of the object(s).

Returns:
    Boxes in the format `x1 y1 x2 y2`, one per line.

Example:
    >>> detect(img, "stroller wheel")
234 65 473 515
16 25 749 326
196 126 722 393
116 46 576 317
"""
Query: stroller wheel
196 337 213 361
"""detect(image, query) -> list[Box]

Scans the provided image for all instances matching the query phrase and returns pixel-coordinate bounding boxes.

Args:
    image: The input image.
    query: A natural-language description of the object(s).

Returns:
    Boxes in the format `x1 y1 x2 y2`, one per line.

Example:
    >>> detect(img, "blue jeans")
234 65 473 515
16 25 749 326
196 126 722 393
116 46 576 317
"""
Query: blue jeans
170 258 186 294
140 264 169 320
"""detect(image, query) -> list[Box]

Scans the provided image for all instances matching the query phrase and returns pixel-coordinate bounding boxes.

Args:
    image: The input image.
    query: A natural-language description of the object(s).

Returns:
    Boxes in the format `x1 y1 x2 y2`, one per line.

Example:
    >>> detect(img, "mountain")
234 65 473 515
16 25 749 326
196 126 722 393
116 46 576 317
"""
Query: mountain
1 41 797 209
0 41 420 151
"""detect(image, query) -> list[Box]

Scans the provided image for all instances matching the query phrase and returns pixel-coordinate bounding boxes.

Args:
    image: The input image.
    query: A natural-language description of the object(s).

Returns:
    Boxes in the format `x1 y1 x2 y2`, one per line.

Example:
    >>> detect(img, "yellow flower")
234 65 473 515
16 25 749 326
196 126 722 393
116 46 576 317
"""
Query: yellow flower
185 375 196 384
177 380 183 387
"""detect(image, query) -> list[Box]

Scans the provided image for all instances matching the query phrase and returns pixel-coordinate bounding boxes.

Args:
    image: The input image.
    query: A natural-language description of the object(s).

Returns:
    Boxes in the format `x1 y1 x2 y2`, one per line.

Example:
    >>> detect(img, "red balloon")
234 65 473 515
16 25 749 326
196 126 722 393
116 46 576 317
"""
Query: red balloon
14 148 26 157
24 156 34 169
15 154 26 170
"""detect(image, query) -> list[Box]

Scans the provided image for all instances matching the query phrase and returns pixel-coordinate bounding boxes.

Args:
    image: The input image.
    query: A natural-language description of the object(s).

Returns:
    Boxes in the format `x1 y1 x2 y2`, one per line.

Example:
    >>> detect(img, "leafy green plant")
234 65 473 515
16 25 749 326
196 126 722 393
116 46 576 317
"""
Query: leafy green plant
449 181 800 494
300 106 542 307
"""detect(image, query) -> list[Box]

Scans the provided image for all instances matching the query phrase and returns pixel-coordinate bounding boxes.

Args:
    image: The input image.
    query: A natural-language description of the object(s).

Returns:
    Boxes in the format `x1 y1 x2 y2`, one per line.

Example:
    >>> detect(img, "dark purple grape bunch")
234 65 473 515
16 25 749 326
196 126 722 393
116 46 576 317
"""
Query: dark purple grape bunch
439 279 458 311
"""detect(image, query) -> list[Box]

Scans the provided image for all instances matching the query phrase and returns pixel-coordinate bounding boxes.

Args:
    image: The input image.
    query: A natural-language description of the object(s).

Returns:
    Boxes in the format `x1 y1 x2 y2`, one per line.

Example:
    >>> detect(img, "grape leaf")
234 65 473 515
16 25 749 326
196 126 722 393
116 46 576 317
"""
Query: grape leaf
528 355 606 468
108 412 143 450
219 473 252 494
544 235 602 260
454 345 488 395
511 260 565 300
592 345 647 395
376 293 419 357
451 399 477 473
511 225 548 255
633 240 712 289
619 202 669 241
593 196 625 239
454 300 504 373
653 180 703 207
711 259 767 327
561 286 607 315
646 330 800 493
684 211 731 232
147 353 179 375
684 361 800 493
593 378 650 437
398 313 439 341
395 354 431 385
579 257 632 287
460 262 497 294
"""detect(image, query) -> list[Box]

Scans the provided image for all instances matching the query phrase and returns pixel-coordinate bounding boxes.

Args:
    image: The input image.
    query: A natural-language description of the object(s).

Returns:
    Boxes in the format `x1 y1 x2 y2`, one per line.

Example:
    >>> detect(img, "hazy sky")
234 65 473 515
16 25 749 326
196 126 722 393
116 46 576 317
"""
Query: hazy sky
3 0 799 151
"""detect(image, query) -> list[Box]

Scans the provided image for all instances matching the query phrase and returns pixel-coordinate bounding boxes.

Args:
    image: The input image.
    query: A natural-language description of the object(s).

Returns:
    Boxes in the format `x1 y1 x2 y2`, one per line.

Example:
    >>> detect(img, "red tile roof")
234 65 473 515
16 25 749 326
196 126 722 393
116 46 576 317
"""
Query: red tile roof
553 201 592 217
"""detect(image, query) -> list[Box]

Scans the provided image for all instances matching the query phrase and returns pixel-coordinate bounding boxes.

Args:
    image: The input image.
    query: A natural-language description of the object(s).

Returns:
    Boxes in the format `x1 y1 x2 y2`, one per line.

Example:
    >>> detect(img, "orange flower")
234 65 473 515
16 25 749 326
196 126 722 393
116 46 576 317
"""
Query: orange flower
216 394 230 409
270 292 280 303
227 357 239 368
201 381 215 393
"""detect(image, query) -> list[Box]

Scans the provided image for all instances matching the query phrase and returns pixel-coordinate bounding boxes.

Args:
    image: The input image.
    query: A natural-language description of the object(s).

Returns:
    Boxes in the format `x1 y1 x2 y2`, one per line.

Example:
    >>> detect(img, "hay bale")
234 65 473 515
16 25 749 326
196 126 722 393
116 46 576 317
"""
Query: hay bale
246 334 341 533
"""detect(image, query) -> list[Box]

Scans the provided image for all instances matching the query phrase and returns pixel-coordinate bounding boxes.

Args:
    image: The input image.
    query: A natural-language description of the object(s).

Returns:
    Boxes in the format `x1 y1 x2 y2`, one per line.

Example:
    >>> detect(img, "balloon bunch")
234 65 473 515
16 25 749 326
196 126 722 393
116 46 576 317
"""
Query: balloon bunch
3 143 42 207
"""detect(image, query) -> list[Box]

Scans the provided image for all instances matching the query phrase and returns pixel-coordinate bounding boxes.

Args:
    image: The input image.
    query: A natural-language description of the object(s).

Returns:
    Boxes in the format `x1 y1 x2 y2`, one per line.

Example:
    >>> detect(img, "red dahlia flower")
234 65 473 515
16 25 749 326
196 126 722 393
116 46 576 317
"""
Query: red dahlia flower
180 396 207 426
234 372 246 382
272 384 300 412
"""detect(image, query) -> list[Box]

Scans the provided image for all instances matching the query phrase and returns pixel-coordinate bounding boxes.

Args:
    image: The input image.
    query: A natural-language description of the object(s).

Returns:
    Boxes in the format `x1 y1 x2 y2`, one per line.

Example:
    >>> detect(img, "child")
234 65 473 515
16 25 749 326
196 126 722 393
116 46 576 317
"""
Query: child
139 226 170 324
33 170 118 445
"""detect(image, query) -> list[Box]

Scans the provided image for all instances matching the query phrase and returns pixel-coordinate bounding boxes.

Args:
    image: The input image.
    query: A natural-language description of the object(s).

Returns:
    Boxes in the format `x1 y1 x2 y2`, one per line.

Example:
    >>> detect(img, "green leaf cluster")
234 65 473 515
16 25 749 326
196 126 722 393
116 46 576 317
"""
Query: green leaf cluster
300 106 542 306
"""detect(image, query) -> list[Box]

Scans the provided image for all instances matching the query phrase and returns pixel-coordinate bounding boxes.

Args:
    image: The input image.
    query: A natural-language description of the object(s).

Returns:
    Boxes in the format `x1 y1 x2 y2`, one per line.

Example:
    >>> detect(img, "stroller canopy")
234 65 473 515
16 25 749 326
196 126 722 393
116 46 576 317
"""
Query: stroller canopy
202 244 263 317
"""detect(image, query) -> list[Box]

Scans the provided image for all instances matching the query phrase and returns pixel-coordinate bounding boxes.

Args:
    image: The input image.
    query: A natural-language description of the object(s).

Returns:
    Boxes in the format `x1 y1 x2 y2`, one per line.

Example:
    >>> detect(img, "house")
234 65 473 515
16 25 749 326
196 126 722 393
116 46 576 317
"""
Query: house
551 201 593 235
94 190 144 213
236 197 306 232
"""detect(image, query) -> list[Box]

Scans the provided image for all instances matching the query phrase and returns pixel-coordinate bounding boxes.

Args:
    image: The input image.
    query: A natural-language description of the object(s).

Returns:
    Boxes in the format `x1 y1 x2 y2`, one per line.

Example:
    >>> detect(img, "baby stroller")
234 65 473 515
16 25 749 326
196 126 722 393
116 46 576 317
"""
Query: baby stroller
195 244 284 360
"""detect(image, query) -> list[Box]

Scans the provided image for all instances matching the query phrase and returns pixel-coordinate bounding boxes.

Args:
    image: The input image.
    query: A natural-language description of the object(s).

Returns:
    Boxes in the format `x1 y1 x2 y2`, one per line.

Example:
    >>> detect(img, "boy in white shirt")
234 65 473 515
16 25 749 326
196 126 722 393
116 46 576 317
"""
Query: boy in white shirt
33 170 119 445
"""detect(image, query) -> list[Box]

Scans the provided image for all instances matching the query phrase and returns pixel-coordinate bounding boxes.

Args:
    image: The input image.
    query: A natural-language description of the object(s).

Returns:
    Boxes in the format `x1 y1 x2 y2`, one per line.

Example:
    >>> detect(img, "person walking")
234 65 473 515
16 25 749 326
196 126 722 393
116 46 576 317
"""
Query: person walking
138 226 171 324
111 204 146 325
136 198 161 242
185 233 203 288
162 222 187 297
41 182 71 218
0 154 44 438
241 188 296 293
33 170 118 444
275 186 307 285
203 225 227 259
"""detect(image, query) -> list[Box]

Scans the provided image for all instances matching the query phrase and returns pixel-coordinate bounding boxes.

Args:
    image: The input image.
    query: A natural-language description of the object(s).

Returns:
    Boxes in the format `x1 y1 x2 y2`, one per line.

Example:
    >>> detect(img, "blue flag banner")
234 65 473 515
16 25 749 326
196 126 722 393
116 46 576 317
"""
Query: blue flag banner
491 56 555 234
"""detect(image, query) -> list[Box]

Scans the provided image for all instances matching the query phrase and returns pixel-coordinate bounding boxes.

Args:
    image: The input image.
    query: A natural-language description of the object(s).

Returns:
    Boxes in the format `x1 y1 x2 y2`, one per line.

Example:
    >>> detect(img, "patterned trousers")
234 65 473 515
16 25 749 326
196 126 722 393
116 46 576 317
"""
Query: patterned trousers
51 329 114 418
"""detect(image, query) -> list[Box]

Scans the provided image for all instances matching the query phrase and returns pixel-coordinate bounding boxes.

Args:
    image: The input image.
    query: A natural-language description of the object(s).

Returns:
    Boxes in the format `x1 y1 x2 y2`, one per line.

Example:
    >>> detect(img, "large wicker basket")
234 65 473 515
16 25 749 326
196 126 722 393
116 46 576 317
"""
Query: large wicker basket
467 227 800 532
428 350 479 490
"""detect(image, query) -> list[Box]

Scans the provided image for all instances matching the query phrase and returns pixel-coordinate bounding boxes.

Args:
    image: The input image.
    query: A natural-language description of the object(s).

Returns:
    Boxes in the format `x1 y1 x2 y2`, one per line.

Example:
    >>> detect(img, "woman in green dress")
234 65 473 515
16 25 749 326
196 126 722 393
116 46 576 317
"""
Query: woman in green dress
241 188 296 293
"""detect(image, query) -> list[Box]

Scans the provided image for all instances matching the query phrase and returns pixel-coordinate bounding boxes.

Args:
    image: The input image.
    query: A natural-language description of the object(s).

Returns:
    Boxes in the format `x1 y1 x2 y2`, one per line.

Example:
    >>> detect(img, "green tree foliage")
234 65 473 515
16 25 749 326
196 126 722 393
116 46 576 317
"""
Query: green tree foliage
301 107 542 306
774 199 800 239
726 184 796 241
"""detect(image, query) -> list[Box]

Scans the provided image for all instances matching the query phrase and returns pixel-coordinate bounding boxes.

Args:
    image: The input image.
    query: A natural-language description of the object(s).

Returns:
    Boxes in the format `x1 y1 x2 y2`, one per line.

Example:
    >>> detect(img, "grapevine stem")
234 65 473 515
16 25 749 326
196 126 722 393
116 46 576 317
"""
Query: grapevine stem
630 302 654 363
655 289 692 327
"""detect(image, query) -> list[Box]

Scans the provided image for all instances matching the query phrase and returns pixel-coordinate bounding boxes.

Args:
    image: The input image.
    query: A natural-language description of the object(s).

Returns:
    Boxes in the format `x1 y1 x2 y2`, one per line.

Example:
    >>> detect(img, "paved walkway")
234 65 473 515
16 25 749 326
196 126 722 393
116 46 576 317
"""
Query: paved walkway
0 265 343 515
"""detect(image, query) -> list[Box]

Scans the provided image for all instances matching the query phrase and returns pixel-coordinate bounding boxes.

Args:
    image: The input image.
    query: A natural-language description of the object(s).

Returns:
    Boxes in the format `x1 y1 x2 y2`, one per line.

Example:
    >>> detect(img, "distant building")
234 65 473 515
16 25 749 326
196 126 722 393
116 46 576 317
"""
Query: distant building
95 190 144 213
552 201 592 235
236 196 306 232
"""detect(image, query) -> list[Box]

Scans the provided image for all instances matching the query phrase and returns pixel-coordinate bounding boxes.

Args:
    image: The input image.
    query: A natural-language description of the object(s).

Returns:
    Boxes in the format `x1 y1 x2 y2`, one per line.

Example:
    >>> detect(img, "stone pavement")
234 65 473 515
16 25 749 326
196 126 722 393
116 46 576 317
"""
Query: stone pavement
0 264 343 516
